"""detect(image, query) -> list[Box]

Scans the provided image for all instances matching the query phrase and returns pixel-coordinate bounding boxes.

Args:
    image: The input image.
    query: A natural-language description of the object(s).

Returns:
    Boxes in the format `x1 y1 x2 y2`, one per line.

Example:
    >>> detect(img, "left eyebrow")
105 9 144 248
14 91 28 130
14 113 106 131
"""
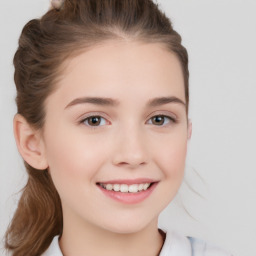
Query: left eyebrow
146 96 186 108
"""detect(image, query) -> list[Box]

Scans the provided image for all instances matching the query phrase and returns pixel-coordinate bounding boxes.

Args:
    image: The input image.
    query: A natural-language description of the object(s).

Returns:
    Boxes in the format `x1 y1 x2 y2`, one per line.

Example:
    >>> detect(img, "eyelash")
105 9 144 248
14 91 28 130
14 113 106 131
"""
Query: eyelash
79 114 177 129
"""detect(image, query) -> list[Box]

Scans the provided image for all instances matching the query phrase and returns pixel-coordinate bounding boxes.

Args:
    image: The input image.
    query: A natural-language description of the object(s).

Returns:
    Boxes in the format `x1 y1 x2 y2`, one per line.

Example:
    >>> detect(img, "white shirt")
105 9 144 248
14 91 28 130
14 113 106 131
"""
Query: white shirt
42 230 232 256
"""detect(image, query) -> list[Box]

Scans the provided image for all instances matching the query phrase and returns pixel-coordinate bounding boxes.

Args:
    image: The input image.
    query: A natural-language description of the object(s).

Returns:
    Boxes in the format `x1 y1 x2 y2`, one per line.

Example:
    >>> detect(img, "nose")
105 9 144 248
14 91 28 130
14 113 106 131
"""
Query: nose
111 126 148 169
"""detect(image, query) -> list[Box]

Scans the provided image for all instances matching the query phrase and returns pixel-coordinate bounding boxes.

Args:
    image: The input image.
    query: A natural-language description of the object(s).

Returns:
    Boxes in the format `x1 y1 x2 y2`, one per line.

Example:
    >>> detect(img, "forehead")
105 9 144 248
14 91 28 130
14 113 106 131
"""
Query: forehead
49 41 185 107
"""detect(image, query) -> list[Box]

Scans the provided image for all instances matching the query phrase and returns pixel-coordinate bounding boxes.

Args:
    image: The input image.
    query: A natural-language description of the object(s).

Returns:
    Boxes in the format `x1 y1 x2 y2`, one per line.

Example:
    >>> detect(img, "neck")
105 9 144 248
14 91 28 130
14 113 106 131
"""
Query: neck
59 213 164 256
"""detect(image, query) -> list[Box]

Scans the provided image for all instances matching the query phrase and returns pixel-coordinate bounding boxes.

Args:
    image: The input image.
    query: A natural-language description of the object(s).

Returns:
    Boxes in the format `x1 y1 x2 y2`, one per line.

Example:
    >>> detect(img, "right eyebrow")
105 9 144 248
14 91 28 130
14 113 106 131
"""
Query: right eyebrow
65 97 120 109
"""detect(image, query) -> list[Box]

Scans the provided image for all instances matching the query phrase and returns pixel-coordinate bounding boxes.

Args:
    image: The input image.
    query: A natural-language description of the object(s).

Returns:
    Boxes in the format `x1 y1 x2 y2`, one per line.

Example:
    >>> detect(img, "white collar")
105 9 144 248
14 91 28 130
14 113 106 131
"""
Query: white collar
159 229 192 256
42 230 192 256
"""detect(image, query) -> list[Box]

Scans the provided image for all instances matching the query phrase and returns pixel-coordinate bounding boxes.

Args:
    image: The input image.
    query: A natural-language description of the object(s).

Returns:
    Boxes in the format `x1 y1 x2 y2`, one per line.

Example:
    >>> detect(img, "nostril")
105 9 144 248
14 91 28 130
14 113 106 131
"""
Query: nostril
115 161 147 169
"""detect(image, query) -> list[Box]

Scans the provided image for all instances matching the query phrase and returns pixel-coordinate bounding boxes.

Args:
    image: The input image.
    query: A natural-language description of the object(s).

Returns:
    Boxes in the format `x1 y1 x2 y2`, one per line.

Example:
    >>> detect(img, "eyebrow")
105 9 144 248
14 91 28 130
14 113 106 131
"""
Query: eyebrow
65 97 119 109
65 96 186 109
147 96 186 107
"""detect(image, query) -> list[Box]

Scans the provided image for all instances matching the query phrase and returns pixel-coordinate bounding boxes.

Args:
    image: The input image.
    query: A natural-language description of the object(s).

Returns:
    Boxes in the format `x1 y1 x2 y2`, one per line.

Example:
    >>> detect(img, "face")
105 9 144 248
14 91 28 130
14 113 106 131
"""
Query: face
41 41 191 234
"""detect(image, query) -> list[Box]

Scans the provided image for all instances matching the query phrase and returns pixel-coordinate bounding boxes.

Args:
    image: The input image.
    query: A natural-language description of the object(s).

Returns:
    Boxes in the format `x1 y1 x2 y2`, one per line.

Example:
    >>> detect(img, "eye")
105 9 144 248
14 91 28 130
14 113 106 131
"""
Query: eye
81 115 108 127
148 115 176 126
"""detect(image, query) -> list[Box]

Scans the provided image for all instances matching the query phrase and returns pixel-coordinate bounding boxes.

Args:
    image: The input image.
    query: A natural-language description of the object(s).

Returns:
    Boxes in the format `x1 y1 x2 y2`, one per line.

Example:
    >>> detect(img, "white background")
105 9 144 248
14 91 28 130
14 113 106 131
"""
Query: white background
0 1 256 255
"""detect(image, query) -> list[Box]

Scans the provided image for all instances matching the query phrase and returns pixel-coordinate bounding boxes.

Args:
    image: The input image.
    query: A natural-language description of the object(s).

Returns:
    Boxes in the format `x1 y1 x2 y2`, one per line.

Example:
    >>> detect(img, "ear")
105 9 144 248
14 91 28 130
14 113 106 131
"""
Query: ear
13 114 48 170
187 119 192 140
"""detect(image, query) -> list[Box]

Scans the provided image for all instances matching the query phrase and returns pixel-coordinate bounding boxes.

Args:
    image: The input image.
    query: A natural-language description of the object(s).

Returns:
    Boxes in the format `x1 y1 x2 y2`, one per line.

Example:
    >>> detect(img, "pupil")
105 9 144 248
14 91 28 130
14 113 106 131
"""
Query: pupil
154 116 164 125
90 116 100 125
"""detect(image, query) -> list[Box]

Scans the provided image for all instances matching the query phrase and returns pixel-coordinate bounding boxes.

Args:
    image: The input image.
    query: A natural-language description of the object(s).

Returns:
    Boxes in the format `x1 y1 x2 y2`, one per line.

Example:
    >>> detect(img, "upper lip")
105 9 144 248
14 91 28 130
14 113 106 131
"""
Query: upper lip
97 178 157 185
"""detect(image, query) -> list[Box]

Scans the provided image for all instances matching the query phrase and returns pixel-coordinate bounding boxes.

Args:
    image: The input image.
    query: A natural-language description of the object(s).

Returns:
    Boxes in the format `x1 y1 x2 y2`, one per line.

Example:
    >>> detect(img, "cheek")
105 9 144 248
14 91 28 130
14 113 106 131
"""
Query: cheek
152 130 188 179
43 125 109 189
146 129 188 213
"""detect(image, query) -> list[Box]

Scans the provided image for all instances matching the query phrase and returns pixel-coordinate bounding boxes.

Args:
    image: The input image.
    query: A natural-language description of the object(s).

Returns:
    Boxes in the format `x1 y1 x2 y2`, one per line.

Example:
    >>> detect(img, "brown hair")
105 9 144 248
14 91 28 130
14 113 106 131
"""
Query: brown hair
5 0 189 255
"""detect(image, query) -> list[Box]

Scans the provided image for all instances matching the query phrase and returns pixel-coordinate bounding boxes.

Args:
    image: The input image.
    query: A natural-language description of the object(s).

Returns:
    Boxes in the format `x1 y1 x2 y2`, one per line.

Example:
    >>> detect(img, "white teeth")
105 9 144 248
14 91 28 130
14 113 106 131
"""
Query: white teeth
106 184 113 191
113 184 120 192
138 184 144 191
128 184 138 193
143 183 150 190
120 184 129 193
100 182 152 193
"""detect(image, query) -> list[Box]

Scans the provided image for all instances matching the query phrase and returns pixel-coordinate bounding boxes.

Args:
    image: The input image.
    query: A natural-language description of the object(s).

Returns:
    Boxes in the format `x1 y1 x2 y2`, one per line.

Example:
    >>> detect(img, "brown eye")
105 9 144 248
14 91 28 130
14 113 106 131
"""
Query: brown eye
88 116 101 126
149 115 175 126
152 116 165 125
83 116 106 127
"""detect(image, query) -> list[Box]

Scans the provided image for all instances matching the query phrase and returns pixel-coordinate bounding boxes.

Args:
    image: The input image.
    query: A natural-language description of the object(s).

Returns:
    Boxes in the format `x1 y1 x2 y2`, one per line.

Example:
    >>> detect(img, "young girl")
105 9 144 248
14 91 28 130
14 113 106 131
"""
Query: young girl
5 0 232 255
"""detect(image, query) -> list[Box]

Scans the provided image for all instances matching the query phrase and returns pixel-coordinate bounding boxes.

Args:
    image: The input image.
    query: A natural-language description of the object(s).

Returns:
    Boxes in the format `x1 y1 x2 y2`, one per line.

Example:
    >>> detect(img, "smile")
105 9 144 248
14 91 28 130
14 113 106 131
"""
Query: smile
98 183 152 193
96 180 158 204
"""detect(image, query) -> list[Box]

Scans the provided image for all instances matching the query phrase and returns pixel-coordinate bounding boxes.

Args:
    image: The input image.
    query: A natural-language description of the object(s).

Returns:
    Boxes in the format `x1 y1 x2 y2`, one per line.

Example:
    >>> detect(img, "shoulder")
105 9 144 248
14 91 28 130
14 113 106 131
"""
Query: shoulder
187 236 232 256
160 230 232 256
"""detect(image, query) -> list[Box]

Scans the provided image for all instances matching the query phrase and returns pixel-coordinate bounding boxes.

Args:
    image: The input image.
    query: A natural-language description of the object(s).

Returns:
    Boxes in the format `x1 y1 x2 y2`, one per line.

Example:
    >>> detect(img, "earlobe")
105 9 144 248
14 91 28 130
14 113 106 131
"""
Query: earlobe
13 114 48 170
187 119 192 139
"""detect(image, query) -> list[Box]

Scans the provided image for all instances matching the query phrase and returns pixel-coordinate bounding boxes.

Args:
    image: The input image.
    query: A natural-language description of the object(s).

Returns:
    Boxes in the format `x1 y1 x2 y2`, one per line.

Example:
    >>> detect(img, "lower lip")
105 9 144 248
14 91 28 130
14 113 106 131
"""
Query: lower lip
97 182 158 204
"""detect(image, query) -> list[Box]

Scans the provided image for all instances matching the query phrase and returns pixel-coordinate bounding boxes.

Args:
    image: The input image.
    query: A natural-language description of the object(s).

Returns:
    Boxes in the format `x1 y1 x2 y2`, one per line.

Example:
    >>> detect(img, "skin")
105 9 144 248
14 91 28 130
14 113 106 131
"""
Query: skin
14 40 192 256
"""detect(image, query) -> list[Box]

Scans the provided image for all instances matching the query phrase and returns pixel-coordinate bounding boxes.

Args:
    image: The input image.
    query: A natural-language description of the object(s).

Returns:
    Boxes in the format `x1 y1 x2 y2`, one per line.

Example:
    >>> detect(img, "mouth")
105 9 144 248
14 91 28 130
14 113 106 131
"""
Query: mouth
96 180 158 204
96 182 155 193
